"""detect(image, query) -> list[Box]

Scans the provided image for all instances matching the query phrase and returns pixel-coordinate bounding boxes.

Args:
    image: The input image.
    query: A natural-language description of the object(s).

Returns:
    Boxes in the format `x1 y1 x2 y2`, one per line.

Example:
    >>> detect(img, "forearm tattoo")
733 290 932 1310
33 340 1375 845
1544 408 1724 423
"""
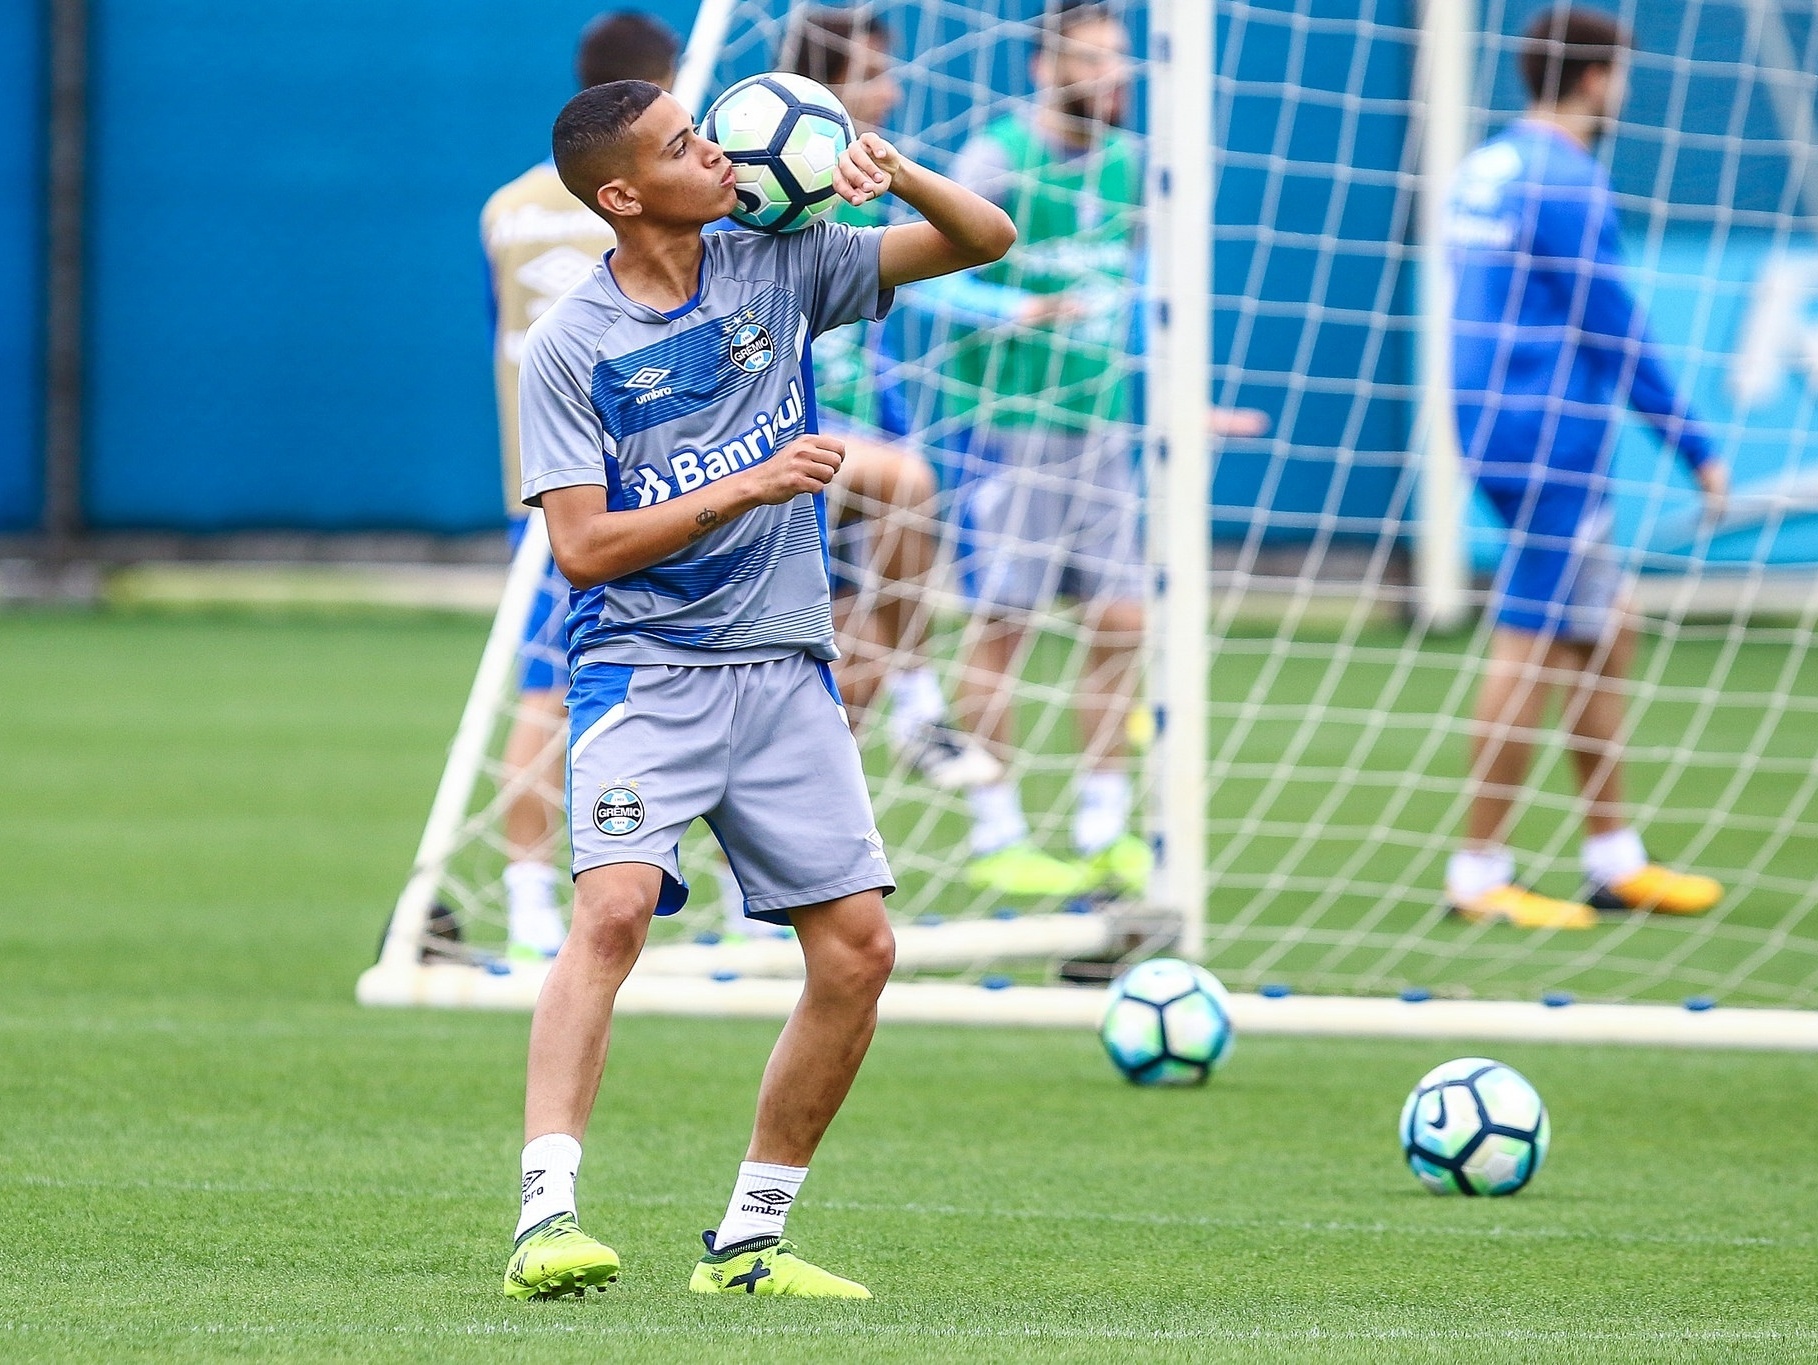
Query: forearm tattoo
688 508 722 542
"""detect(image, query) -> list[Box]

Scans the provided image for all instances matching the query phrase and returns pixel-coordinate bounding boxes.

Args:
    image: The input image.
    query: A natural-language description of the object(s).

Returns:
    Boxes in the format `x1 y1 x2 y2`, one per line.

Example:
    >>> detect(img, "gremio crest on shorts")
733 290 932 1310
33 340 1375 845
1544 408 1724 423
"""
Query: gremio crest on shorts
593 787 644 836
730 323 774 373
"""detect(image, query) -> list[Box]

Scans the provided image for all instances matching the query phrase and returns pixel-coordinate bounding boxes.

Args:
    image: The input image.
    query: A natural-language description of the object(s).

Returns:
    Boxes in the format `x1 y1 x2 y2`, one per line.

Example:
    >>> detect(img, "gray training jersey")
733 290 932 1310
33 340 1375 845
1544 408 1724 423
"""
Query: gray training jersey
518 222 894 670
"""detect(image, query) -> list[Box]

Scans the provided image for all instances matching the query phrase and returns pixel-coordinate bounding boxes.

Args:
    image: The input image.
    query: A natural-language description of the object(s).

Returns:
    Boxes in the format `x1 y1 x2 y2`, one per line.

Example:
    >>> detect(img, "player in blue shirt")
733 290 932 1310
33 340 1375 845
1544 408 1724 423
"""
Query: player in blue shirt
501 80 1014 1300
1444 9 1729 930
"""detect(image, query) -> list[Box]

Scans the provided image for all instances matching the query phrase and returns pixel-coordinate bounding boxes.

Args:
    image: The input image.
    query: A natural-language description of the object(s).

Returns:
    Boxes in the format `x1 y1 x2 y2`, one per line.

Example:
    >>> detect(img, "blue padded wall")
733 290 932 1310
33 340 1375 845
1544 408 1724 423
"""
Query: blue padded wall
82 0 697 532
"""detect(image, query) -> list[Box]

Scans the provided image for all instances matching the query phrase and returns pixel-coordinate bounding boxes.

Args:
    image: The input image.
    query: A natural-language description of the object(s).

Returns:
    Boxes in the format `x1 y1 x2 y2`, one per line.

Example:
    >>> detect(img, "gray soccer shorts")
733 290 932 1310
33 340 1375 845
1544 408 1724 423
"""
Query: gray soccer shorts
953 422 1145 614
565 652 895 924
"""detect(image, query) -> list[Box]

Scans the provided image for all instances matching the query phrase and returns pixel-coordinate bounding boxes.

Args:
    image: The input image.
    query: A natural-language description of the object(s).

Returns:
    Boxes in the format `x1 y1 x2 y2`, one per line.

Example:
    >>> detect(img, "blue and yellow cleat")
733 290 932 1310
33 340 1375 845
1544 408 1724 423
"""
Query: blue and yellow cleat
1587 864 1722 916
503 1212 621 1300
688 1231 871 1299
1449 884 1596 930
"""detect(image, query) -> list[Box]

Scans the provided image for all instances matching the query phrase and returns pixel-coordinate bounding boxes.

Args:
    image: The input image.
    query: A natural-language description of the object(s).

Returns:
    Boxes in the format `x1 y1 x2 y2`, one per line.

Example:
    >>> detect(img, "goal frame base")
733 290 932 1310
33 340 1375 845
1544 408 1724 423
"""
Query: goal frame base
355 959 1818 1050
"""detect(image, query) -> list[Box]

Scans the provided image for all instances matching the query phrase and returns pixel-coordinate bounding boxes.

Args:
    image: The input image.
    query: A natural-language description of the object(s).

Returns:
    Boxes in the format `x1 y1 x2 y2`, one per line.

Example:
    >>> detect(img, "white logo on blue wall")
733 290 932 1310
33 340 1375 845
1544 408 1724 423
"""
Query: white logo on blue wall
594 787 644 836
730 324 774 373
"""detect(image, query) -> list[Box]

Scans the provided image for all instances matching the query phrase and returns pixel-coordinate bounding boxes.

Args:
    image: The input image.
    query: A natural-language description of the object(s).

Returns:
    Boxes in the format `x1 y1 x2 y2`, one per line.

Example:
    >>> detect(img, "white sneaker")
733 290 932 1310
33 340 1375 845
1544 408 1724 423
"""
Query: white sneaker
895 722 1003 791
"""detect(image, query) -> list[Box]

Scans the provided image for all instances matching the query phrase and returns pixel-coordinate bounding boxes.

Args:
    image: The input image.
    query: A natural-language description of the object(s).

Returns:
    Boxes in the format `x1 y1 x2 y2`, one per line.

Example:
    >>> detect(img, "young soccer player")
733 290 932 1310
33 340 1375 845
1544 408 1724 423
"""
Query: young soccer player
502 81 1014 1299
481 10 681 960
1444 8 1729 929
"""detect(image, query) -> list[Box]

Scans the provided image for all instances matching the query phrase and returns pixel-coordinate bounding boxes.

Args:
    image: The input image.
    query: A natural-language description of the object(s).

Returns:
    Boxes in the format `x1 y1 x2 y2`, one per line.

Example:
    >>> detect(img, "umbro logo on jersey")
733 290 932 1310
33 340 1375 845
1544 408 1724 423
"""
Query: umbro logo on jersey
627 367 676 405
742 1187 794 1207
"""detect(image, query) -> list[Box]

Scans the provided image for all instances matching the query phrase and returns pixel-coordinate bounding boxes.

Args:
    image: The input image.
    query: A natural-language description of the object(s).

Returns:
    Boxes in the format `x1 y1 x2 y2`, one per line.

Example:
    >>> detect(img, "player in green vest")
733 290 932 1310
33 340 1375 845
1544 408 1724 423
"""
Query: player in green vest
787 6 1001 796
932 0 1150 897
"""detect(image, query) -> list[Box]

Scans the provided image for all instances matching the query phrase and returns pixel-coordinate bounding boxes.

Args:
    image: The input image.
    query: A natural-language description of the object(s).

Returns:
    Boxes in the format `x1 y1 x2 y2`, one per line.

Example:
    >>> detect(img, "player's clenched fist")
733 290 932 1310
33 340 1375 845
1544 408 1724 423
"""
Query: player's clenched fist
745 434 845 504
835 132 903 205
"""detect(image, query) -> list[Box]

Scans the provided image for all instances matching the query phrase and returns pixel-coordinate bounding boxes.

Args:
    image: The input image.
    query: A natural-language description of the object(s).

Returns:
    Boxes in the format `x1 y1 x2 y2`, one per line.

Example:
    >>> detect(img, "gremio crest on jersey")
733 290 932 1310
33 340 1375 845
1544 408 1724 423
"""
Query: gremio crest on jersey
730 323 775 374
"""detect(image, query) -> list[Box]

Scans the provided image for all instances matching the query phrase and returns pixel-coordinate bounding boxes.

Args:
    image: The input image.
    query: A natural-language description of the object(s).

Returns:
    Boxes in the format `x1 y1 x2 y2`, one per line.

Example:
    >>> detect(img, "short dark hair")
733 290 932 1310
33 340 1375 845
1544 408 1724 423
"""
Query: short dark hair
1042 0 1115 49
1521 7 1628 104
552 80 665 211
784 6 893 88
576 10 680 90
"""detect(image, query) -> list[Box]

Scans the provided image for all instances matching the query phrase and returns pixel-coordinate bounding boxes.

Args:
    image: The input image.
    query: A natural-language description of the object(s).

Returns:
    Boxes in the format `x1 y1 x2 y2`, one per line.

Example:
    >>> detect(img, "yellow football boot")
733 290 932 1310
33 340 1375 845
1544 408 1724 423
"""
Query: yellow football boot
688 1232 870 1299
1588 865 1722 916
1450 884 1597 930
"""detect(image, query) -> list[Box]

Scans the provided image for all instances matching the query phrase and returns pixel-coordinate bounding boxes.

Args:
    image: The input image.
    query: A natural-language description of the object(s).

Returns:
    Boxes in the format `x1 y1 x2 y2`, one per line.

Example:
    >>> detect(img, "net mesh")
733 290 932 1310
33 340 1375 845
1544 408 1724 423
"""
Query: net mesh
397 0 1818 1011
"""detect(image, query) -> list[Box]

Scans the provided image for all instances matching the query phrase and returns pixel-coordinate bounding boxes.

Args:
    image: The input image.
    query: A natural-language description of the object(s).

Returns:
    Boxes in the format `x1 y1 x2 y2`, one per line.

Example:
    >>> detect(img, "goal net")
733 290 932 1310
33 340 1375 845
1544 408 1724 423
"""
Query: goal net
362 0 1818 1041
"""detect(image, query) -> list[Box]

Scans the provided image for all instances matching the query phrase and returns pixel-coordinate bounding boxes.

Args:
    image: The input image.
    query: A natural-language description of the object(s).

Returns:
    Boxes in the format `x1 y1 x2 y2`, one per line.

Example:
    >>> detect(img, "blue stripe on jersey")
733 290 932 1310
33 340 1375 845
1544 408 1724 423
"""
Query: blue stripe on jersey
799 340 833 580
590 286 803 440
698 600 835 648
612 500 822 600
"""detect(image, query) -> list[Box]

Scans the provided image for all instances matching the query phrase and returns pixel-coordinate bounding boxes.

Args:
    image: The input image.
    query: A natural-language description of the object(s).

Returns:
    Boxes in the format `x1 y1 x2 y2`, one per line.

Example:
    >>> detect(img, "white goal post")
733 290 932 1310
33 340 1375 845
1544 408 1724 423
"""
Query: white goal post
362 0 1818 1050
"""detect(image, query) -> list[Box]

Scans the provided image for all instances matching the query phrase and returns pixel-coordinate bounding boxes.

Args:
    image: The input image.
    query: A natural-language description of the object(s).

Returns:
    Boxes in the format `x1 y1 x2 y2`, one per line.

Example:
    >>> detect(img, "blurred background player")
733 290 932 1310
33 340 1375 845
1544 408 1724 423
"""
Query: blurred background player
482 11 682 961
924 0 1147 898
781 6 1000 793
1444 7 1729 929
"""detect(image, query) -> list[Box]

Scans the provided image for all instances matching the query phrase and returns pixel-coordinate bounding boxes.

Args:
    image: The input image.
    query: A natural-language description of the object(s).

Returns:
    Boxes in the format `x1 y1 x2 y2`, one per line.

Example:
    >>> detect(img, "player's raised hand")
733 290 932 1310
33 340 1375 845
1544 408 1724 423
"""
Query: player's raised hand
746 435 845 504
1695 458 1730 522
836 132 902 205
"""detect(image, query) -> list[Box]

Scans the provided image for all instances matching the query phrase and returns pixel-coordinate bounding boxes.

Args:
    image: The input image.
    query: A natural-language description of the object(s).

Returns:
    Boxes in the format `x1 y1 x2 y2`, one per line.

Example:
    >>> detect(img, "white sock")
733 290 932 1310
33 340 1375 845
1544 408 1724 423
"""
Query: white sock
967 782 1028 857
1446 846 1517 903
886 667 946 744
714 1160 807 1249
1582 828 1647 886
1072 770 1132 855
505 861 566 954
515 1132 582 1239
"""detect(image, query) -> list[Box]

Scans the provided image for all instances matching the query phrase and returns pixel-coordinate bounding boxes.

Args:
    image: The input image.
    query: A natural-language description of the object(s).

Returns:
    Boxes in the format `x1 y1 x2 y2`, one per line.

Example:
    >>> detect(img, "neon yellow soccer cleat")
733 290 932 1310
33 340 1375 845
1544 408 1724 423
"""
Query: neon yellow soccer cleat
1083 833 1153 896
964 842 1090 898
503 1212 621 1300
1588 864 1722 916
1449 884 1597 930
688 1232 871 1299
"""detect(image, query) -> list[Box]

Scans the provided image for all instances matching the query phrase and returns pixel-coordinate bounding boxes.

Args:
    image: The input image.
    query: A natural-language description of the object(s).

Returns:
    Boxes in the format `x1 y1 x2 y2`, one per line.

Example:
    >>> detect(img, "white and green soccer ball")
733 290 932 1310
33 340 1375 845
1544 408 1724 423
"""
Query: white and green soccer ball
1099 958 1234 1086
1399 1057 1550 1196
701 72 854 233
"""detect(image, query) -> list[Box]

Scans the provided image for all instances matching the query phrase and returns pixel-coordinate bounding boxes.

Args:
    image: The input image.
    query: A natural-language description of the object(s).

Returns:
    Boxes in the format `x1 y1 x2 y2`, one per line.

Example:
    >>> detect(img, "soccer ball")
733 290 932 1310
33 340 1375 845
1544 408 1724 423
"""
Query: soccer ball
701 72 854 233
1099 958 1234 1085
1398 1057 1550 1196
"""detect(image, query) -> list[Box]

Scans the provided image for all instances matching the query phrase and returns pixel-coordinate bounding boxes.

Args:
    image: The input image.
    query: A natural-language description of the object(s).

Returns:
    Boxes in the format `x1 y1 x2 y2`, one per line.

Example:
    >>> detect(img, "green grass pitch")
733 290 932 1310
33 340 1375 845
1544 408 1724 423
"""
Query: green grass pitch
1 607 1814 1362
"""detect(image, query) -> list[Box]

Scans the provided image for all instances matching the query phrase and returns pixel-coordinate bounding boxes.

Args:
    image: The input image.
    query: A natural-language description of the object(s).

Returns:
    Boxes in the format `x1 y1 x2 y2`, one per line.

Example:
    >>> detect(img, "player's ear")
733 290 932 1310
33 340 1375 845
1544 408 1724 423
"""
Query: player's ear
597 178 641 219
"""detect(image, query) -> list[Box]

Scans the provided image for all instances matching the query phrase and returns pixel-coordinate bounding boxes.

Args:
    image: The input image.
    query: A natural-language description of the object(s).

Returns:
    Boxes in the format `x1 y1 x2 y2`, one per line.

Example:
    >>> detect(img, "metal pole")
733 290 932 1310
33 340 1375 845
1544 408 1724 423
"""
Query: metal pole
1413 0 1472 631
42 0 86 558
1146 0 1212 960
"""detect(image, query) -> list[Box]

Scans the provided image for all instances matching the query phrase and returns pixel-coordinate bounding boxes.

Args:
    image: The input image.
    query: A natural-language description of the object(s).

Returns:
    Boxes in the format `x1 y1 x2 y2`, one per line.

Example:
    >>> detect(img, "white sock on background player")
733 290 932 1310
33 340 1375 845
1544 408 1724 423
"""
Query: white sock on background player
715 1160 807 1247
885 667 946 746
967 781 1029 856
1446 846 1517 902
504 861 566 955
1072 770 1132 856
516 1132 582 1238
1581 827 1647 885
